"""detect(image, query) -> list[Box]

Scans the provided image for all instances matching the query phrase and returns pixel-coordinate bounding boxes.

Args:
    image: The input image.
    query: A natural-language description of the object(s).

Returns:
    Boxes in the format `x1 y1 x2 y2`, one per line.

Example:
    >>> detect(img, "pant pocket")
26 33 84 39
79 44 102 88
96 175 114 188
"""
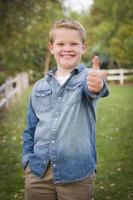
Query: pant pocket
25 165 31 189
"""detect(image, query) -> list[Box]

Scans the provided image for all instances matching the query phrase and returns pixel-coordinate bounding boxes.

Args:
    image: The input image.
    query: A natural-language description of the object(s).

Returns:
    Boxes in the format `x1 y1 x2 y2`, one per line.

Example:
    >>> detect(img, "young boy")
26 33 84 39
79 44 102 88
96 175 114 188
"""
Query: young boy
22 19 109 200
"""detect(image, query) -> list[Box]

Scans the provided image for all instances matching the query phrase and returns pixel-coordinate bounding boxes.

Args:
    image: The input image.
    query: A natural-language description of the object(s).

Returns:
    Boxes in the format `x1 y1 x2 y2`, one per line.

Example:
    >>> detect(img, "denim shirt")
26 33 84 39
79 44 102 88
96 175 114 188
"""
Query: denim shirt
22 64 109 183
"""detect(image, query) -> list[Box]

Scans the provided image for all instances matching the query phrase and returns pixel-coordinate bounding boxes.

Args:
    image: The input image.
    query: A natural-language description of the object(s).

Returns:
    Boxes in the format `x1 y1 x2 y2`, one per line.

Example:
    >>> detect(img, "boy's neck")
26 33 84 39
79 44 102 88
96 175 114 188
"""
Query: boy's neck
55 66 75 77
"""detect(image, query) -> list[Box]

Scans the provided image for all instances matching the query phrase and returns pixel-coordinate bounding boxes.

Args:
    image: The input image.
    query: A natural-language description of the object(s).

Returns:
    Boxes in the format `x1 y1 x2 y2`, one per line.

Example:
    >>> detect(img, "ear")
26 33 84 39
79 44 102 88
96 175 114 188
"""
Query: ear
48 42 54 54
82 42 87 54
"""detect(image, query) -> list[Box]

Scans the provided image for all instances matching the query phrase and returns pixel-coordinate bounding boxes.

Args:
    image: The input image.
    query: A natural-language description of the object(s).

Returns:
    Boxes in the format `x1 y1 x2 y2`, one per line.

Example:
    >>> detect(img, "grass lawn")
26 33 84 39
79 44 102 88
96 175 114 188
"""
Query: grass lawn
0 85 133 200
95 84 133 200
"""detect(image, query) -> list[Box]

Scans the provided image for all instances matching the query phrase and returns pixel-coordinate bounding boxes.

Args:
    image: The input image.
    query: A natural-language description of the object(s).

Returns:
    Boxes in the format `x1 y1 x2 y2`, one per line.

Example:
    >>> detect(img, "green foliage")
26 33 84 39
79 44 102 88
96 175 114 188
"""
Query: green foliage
82 0 133 68
0 72 6 85
1 0 133 79
0 0 64 78
110 24 133 67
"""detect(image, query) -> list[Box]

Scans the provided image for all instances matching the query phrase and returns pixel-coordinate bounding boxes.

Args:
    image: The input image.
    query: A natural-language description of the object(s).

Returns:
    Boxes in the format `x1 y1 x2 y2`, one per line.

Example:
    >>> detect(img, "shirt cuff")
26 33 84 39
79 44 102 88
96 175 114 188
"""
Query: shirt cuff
83 78 109 100
21 154 30 169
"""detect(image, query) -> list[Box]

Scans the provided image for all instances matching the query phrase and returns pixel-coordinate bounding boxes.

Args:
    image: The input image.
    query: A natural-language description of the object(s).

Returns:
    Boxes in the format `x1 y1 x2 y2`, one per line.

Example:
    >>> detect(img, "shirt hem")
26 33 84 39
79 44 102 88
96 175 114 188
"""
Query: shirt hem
53 168 96 184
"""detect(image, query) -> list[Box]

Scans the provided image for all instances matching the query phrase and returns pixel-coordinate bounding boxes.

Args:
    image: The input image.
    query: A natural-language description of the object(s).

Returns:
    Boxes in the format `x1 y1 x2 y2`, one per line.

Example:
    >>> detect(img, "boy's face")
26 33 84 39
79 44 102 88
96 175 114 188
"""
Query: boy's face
49 28 86 70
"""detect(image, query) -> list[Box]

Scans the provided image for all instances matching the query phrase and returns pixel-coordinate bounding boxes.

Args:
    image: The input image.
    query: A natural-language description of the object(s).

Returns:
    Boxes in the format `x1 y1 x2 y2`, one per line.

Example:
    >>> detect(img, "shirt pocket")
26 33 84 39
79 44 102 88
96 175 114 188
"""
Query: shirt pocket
66 81 83 105
34 89 52 113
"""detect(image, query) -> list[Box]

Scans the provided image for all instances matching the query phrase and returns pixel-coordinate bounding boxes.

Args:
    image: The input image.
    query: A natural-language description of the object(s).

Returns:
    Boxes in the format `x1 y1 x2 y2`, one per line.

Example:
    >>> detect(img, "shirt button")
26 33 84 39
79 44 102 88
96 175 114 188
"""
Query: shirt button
53 164 56 167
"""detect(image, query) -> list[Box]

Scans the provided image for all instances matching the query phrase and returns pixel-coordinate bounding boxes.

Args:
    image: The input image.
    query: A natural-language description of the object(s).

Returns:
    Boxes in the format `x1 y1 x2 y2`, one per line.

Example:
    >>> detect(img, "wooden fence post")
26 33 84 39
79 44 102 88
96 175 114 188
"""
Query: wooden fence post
120 69 124 85
0 72 29 109
5 78 11 108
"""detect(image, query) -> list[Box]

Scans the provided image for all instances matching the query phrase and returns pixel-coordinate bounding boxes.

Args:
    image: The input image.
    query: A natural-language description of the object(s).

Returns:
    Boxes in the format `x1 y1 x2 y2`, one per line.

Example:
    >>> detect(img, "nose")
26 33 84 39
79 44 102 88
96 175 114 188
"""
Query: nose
63 44 72 52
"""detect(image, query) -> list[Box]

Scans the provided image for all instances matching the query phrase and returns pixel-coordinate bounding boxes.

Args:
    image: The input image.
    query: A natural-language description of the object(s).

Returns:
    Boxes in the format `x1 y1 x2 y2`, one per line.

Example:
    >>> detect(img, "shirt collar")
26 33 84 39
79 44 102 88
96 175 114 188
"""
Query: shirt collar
73 63 85 74
46 63 85 77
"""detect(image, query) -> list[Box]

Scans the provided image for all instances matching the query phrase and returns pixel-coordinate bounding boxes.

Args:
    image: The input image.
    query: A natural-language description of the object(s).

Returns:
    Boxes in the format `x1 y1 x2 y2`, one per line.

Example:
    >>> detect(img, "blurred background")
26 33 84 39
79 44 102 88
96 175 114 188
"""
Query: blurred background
0 0 133 83
0 0 133 200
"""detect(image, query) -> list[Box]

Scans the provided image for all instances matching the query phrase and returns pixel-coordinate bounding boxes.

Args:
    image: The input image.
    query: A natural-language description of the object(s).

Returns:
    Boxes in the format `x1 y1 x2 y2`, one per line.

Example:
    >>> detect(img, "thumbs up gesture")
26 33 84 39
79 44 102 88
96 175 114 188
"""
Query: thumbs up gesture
92 55 100 70
87 56 104 93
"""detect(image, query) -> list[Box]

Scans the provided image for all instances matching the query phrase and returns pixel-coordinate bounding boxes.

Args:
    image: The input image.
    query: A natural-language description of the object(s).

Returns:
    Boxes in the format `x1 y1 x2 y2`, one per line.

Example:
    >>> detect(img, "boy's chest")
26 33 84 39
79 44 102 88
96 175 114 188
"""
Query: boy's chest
32 73 87 114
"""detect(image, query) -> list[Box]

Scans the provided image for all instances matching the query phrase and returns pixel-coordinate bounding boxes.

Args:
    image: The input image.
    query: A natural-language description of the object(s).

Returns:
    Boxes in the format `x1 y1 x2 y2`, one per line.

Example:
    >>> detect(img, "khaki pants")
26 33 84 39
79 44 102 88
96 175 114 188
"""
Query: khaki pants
25 163 96 200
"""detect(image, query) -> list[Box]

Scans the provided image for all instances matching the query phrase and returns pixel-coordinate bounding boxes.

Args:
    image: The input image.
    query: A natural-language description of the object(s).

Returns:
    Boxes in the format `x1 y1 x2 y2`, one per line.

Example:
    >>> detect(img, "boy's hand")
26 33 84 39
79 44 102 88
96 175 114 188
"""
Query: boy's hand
87 56 104 94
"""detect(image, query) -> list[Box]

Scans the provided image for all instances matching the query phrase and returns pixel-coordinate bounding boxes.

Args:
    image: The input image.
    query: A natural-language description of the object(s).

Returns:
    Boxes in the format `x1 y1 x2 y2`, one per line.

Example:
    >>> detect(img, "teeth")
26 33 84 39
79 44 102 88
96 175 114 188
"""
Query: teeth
61 55 74 58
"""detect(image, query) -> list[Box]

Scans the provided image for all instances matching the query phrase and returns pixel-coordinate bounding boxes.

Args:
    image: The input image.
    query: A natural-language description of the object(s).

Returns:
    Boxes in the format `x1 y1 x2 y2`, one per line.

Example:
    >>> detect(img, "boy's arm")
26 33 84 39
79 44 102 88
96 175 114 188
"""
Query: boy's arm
83 56 109 100
21 96 39 169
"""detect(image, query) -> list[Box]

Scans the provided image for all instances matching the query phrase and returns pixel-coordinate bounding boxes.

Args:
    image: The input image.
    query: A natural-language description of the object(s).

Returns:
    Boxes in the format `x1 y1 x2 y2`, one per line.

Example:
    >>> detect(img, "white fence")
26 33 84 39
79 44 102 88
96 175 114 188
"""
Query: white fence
0 69 132 109
102 69 133 85
0 72 29 109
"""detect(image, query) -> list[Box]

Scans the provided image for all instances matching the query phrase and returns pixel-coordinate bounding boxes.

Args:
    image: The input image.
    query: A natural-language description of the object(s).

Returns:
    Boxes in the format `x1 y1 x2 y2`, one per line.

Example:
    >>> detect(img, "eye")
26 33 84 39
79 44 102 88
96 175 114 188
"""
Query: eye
71 42 79 46
56 43 64 46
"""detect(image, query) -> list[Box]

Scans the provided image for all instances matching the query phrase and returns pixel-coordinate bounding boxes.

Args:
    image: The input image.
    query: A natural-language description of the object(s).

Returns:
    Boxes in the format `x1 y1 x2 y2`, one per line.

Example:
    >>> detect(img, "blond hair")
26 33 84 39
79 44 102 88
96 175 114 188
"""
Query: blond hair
49 19 86 44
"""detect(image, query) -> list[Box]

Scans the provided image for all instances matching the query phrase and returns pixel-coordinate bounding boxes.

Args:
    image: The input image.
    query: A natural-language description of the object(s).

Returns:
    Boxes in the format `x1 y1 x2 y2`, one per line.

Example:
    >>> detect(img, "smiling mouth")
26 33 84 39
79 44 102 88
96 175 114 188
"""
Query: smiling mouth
60 55 75 58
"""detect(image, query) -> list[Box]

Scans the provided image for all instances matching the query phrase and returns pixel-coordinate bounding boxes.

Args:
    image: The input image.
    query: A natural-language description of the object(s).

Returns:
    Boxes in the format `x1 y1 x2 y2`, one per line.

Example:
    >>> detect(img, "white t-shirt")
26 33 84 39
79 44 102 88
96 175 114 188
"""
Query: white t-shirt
55 74 70 86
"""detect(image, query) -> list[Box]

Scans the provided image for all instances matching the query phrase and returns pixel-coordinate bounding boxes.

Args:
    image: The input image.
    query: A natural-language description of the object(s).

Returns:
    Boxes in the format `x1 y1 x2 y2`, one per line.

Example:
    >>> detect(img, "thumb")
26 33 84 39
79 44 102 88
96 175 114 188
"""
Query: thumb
92 56 100 70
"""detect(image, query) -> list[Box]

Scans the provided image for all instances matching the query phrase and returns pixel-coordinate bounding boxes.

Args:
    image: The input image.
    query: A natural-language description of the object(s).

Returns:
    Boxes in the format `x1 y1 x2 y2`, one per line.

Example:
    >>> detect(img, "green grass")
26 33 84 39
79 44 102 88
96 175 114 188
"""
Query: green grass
0 85 133 200
0 88 30 200
95 85 133 200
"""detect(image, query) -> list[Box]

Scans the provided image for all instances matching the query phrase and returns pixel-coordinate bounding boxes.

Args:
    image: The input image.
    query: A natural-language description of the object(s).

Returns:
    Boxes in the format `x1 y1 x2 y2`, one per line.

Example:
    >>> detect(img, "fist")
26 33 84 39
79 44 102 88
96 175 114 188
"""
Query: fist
87 56 103 93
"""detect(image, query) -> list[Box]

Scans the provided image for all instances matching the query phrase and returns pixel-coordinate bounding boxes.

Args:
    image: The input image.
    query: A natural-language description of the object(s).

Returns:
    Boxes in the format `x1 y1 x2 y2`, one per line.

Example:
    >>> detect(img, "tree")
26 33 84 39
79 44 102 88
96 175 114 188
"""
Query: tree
82 0 133 68
0 0 64 81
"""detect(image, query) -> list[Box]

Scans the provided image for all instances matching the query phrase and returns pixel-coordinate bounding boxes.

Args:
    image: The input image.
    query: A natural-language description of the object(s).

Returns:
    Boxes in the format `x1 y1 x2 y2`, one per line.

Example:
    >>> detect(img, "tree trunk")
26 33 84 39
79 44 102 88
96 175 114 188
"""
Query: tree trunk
44 49 51 75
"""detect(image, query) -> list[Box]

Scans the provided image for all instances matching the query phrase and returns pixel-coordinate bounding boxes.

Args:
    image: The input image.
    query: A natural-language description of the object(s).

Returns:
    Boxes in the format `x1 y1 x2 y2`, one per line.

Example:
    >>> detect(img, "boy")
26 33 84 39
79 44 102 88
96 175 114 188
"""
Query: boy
22 19 109 200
